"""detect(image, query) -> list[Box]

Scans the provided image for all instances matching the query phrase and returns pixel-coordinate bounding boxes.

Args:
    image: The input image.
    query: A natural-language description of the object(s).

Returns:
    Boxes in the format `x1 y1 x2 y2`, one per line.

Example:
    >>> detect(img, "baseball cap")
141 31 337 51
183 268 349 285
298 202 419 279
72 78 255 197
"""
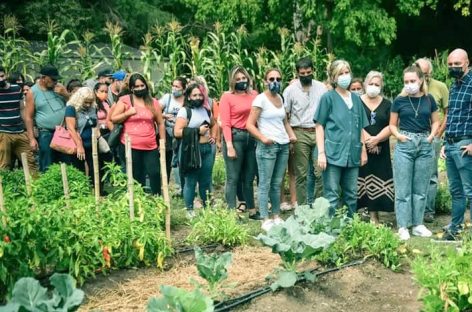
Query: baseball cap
40 64 61 80
97 68 113 78
111 70 126 81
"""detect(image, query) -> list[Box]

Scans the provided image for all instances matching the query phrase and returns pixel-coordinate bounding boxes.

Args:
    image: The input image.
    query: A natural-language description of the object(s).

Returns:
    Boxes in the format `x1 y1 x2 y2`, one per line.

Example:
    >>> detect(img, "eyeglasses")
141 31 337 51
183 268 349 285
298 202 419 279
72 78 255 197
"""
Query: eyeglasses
268 77 282 82
370 111 376 125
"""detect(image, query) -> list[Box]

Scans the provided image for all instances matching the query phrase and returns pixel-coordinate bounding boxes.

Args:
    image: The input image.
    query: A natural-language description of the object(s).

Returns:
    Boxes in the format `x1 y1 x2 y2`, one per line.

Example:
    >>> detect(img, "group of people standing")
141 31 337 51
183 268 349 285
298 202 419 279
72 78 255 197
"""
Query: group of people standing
1 48 471 240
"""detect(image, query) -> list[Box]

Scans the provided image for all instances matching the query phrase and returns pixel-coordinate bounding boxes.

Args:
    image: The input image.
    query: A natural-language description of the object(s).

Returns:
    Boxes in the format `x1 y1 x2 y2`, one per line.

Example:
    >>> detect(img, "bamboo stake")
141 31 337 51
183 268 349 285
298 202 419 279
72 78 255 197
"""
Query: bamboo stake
92 128 100 203
159 139 171 242
60 163 70 209
20 152 32 196
0 176 6 228
125 134 135 221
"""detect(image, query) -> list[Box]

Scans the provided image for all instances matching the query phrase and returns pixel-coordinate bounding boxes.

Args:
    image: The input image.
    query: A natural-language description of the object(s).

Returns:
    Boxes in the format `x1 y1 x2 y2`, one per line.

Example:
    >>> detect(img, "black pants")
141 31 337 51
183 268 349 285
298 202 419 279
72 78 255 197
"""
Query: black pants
131 148 161 195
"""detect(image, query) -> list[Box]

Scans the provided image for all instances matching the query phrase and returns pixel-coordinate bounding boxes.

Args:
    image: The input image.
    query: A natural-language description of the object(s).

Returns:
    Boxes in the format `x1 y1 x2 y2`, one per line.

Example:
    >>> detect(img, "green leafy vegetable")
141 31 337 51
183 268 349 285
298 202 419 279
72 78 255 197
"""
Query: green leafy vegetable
147 285 214 312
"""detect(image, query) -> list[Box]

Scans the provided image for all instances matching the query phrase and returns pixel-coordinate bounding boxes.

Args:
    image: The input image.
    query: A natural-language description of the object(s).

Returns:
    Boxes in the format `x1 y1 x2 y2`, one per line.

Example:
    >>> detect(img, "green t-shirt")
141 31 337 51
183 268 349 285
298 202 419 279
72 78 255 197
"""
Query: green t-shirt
314 90 369 167
428 78 449 120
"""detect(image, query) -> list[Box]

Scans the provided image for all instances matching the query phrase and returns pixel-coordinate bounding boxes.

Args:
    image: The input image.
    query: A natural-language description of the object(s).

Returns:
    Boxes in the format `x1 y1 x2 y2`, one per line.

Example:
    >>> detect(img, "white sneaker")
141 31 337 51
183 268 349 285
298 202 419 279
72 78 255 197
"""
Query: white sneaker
186 210 196 219
280 202 292 211
412 224 432 237
273 217 284 225
398 227 410 241
261 219 274 231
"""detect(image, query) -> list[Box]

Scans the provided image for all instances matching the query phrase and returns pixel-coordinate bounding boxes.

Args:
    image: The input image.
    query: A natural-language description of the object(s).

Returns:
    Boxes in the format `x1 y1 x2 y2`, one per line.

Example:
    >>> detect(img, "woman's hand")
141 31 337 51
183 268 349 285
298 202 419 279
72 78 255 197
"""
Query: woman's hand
126 107 137 117
227 146 237 159
427 135 434 143
397 134 410 143
318 152 327 171
361 148 368 166
261 136 273 145
365 135 380 148
199 124 209 135
289 135 297 143
77 145 85 161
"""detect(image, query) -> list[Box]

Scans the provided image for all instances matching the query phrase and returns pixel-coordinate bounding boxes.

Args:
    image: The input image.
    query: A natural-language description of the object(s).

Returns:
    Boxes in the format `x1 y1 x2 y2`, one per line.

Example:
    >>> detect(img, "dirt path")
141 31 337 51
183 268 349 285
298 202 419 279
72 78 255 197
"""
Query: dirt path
238 261 422 312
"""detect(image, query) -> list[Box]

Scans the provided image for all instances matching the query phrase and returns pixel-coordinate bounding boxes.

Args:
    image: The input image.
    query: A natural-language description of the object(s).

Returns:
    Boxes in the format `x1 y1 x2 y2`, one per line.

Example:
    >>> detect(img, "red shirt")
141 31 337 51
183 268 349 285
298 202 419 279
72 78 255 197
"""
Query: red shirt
120 95 160 150
219 91 258 142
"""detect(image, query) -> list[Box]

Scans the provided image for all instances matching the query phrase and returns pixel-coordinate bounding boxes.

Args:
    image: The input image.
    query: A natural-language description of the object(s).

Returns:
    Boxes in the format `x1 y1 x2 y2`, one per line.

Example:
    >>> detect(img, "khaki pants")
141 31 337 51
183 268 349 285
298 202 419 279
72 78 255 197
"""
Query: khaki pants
0 132 37 174
290 128 323 205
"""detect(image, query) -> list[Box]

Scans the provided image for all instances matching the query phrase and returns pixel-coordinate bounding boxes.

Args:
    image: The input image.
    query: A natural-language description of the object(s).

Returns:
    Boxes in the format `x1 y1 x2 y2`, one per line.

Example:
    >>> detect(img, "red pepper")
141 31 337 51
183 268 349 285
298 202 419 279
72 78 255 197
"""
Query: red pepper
102 246 111 268
3 236 10 243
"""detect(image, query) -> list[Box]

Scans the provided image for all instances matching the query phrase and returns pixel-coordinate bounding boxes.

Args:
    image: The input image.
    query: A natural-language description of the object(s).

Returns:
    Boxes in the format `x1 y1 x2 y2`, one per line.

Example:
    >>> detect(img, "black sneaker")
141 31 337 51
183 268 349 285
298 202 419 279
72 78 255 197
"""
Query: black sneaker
249 212 264 220
443 231 459 241
424 213 434 223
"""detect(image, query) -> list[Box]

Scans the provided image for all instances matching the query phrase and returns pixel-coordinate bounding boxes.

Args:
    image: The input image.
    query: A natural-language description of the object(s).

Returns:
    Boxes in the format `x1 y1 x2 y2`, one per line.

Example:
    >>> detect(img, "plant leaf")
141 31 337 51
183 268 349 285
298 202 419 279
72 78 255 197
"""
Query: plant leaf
8 277 53 311
276 270 297 288
49 273 85 310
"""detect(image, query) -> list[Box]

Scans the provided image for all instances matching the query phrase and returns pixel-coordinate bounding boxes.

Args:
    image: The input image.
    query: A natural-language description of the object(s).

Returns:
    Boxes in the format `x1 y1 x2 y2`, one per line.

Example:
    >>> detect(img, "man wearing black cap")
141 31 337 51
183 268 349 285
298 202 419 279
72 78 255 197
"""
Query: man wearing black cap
97 68 113 85
25 64 69 172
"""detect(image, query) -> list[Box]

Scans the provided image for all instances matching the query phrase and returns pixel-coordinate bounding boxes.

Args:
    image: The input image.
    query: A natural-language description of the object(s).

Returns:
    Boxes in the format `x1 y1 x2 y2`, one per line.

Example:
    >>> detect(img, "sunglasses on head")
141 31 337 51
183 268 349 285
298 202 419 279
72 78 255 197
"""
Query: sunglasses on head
268 77 282 82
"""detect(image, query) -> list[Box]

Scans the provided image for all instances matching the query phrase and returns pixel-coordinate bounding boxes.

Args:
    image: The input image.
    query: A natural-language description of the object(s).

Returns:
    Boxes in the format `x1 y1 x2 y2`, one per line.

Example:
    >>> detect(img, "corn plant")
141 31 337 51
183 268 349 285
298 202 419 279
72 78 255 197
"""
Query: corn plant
140 32 160 94
34 19 75 69
0 15 33 76
72 31 105 81
104 21 127 70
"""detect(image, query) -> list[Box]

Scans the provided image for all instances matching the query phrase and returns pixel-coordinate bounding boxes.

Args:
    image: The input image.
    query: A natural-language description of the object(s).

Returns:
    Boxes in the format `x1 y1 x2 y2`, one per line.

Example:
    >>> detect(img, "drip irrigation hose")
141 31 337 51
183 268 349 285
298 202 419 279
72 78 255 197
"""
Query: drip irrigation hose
214 259 365 312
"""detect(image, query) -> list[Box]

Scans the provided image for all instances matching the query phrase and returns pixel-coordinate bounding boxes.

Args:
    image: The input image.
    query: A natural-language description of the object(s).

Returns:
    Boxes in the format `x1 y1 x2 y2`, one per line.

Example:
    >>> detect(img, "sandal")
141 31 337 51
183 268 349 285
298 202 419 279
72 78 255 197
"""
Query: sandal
236 202 247 213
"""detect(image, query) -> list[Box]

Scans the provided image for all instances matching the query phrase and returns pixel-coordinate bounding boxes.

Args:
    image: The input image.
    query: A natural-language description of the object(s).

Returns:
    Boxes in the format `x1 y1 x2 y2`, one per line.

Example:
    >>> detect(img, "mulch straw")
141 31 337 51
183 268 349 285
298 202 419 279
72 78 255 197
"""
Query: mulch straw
79 246 281 312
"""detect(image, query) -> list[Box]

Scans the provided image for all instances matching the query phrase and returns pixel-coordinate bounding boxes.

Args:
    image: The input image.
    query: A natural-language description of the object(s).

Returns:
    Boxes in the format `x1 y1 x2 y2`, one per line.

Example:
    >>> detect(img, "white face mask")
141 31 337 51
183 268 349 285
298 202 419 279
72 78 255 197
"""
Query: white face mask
404 82 420 95
366 85 381 98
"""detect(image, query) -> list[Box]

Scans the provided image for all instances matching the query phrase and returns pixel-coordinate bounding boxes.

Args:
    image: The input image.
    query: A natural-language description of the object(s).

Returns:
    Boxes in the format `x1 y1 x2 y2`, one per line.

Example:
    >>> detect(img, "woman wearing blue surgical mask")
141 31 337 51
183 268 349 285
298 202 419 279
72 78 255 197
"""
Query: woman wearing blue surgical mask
160 77 188 193
357 71 394 224
349 78 364 96
314 59 369 218
389 65 440 241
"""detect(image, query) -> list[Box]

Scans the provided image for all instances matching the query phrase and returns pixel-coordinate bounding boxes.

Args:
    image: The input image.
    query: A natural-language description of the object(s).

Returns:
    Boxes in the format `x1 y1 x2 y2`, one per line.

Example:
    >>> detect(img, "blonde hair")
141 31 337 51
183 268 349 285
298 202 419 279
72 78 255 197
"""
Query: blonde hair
399 65 428 97
228 66 253 93
327 60 351 87
364 71 384 89
67 87 95 111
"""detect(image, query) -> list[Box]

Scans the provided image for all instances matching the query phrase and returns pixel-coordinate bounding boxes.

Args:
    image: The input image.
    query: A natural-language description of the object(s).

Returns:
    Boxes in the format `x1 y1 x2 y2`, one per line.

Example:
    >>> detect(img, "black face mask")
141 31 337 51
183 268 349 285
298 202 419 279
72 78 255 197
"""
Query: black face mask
133 88 148 98
187 99 204 108
299 74 313 86
448 66 465 79
235 81 248 91
0 80 6 88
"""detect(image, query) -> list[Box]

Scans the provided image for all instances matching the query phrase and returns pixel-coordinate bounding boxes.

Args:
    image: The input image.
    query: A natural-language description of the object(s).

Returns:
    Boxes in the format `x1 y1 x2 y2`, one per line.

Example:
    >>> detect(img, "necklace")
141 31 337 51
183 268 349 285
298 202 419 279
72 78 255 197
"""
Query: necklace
408 96 421 118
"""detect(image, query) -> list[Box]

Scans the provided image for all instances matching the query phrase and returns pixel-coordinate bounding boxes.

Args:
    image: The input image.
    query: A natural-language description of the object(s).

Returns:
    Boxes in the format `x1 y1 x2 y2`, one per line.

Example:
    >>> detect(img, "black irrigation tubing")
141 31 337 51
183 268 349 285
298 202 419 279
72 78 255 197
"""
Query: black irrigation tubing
214 259 366 312
174 244 220 254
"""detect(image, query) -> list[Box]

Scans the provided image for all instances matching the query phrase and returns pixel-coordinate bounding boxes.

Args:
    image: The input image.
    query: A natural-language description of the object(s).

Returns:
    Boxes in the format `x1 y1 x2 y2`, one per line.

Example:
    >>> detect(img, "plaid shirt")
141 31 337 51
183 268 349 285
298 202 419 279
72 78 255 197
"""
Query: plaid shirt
445 71 472 137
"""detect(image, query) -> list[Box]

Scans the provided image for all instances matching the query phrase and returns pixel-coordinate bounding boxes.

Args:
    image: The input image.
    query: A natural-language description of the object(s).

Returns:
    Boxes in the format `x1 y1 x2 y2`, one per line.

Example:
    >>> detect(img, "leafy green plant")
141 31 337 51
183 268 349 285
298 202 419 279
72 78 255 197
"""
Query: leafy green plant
316 215 402 271
187 206 249 247
257 198 336 290
194 248 232 299
0 273 84 311
436 181 452 214
147 285 214 312
211 155 225 188
412 236 472 312
31 164 91 205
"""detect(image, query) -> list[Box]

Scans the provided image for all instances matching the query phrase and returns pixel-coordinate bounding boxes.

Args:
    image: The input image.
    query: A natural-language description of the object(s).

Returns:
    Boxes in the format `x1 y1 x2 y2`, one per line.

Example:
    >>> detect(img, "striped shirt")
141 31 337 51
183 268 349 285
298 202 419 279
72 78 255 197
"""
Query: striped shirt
446 71 472 137
0 84 24 133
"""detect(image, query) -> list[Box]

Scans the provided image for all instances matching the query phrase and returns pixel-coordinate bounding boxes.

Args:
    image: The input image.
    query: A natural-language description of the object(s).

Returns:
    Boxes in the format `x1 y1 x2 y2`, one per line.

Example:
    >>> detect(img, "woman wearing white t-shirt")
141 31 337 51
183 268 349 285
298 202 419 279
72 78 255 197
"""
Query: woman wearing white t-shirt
247 69 297 231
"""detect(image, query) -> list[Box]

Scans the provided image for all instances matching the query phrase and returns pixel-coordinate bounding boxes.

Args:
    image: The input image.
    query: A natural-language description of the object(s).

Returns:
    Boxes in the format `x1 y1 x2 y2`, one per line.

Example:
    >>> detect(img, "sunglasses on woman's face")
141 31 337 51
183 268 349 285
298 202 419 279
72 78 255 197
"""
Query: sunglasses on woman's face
268 77 282 82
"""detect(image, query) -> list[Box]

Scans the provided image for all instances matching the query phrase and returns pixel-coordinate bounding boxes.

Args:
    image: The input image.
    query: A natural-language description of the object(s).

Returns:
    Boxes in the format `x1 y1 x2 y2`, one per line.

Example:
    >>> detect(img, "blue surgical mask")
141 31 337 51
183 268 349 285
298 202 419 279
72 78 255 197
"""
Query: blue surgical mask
268 81 281 94
337 74 352 90
172 89 183 97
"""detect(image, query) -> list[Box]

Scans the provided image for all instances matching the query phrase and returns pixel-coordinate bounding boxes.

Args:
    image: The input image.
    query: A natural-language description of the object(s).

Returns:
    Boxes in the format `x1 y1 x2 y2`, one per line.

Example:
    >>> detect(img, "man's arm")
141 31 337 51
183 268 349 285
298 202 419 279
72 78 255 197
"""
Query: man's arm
24 91 38 151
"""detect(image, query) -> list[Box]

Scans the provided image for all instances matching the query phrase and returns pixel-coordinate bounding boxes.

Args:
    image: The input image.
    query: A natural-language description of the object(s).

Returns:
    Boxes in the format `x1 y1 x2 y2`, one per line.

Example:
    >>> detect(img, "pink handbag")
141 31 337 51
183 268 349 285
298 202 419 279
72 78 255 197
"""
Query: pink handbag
50 124 77 155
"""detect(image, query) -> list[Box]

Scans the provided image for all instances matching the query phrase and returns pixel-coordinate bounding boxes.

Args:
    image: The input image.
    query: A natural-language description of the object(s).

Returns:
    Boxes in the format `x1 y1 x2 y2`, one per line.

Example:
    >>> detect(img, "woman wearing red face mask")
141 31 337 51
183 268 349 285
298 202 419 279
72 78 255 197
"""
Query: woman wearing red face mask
94 82 114 192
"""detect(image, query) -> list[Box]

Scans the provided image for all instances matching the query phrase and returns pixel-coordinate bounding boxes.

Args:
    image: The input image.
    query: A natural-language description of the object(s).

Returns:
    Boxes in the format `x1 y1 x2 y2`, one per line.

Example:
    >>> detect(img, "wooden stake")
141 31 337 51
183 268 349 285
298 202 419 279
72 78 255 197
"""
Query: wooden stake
0 176 6 228
60 163 70 209
20 152 32 196
159 139 171 242
125 134 135 221
92 128 100 203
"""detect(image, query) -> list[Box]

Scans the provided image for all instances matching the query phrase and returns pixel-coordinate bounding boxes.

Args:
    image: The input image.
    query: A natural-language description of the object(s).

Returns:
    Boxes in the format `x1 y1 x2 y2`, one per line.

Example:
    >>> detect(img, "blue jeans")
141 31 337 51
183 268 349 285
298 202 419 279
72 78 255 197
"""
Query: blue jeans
425 137 442 215
445 138 472 234
256 142 289 218
393 133 434 228
183 143 214 210
222 129 257 209
322 164 359 217
38 129 65 172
